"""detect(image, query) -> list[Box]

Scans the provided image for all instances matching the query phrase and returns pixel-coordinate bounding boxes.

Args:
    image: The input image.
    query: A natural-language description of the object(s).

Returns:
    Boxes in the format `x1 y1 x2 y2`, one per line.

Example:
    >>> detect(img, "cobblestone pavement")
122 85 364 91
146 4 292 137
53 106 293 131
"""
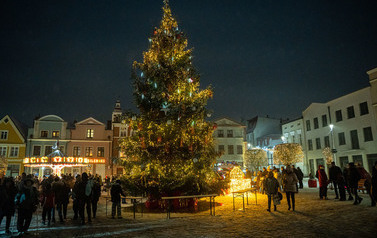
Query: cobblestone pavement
1 187 376 238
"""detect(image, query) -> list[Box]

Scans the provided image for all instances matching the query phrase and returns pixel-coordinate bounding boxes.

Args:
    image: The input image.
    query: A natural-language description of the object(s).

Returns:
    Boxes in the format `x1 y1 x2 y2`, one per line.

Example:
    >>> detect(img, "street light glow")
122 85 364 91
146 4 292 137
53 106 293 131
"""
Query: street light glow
329 124 334 131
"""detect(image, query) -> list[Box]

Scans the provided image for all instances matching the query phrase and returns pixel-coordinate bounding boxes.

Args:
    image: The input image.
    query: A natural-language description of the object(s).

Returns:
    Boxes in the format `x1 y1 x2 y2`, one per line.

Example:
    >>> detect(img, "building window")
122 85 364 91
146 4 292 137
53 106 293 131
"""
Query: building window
73 146 81 156
45 146 52 156
306 120 311 131
359 102 369 116
324 136 330 148
308 139 313 150
52 131 60 138
347 106 355 119
85 147 93 157
40 130 48 138
87 129 94 138
0 146 7 156
313 118 319 129
228 145 234 155
0 130 8 140
227 130 233 138
218 145 225 153
338 132 346 145
322 115 328 127
363 127 373 142
9 147 19 157
315 138 321 150
352 155 363 166
350 130 359 149
217 130 224 138
335 110 342 122
33 146 41 156
97 147 105 157
237 145 243 154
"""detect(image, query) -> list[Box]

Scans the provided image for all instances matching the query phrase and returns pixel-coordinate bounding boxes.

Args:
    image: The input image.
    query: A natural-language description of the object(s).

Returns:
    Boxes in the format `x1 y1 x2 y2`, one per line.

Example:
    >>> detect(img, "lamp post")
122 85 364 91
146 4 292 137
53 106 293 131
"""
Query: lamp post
329 124 337 164
281 136 286 143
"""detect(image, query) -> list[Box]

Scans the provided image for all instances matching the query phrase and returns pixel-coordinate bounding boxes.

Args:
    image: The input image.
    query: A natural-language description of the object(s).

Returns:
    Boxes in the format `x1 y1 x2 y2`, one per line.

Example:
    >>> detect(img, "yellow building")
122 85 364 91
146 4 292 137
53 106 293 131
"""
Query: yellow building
0 115 27 177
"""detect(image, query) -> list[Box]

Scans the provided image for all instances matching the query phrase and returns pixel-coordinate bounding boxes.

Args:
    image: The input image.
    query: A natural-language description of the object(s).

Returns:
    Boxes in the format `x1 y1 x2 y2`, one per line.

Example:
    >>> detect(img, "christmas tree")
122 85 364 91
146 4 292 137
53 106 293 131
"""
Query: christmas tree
119 0 225 198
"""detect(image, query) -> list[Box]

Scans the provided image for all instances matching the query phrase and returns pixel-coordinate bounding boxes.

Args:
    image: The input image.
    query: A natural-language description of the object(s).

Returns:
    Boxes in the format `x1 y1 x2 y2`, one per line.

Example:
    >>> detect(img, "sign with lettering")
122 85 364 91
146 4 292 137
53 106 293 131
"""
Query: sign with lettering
23 157 106 164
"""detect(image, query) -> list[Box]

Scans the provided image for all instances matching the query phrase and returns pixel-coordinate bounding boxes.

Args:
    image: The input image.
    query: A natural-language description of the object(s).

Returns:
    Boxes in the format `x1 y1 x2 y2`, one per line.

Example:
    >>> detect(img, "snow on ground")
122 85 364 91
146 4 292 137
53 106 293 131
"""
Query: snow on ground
1 185 376 238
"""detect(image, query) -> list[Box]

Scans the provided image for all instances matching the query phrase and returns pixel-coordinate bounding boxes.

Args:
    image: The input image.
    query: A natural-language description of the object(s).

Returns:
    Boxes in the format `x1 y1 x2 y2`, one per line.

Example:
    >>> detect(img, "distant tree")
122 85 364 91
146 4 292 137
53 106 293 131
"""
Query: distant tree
322 147 333 164
244 149 267 172
0 156 7 177
273 143 304 166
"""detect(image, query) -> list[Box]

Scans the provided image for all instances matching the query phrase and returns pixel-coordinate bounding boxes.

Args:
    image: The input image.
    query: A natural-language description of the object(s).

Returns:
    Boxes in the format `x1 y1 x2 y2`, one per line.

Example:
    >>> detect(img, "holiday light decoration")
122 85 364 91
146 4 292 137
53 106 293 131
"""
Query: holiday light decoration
229 167 251 192
0 156 7 176
273 143 304 165
244 149 268 171
119 0 223 197
322 147 333 164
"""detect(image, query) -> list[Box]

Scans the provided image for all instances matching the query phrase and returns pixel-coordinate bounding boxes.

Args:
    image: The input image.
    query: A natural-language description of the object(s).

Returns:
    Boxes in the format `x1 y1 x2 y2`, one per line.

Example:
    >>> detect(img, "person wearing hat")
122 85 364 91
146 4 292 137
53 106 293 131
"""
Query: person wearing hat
15 177 39 234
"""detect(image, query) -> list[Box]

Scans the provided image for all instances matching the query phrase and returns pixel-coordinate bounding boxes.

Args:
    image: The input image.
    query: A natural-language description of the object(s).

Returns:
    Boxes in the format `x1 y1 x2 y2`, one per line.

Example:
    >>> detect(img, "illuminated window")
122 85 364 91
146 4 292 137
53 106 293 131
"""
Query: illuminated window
0 130 8 140
87 129 94 138
0 146 7 156
85 147 93 157
9 147 19 157
97 147 105 157
33 146 41 156
52 131 60 138
73 146 81 156
41 130 48 138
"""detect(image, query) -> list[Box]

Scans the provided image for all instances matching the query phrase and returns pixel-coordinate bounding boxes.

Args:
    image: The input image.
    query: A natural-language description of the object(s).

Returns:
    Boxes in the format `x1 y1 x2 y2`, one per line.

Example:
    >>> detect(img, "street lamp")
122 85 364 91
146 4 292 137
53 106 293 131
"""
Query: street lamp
281 136 286 143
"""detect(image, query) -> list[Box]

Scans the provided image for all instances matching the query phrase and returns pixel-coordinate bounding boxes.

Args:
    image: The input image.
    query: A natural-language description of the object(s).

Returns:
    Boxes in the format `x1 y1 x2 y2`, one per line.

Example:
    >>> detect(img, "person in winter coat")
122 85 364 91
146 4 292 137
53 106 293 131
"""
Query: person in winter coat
111 179 126 219
41 183 54 226
73 172 92 225
371 161 377 207
296 167 304 189
356 163 373 205
348 162 362 205
283 166 299 211
343 165 354 200
91 177 101 218
316 165 328 199
15 178 39 234
264 171 280 212
0 177 18 234
329 162 342 199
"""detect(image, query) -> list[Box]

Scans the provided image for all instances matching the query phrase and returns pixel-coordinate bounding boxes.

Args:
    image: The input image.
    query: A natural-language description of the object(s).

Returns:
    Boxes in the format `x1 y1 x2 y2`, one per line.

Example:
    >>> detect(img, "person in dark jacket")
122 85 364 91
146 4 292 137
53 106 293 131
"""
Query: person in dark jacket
15 178 39 234
264 171 280 212
316 165 328 199
283 167 299 211
343 165 354 200
73 172 91 225
41 183 54 226
356 163 374 206
371 161 377 207
296 167 304 189
0 177 18 234
111 179 125 219
348 162 362 205
72 174 81 220
91 177 101 218
329 162 342 199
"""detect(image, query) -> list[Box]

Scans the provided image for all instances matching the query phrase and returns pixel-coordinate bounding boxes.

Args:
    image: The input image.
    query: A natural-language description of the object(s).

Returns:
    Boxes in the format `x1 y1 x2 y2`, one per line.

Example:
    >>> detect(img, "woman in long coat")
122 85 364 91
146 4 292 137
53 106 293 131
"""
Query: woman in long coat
316 165 328 199
282 167 299 211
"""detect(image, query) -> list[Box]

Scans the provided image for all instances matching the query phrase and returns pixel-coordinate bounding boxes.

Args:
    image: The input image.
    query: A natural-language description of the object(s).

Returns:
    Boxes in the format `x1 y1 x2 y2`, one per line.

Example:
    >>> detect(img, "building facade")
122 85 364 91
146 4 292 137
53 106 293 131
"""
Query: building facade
281 117 306 173
302 72 377 175
67 117 112 178
213 118 246 165
26 115 70 176
246 116 282 149
0 115 27 177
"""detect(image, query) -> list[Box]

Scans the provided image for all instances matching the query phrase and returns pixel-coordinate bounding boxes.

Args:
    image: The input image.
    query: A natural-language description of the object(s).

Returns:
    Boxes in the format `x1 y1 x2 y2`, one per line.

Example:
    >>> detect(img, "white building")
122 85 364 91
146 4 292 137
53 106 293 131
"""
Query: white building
281 117 306 172
302 71 377 175
213 118 246 166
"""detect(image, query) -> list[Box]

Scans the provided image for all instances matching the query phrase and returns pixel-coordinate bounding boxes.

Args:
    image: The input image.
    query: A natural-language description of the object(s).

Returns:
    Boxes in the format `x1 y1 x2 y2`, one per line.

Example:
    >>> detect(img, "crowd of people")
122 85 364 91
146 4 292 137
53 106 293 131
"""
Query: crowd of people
0 172 124 235
316 161 377 206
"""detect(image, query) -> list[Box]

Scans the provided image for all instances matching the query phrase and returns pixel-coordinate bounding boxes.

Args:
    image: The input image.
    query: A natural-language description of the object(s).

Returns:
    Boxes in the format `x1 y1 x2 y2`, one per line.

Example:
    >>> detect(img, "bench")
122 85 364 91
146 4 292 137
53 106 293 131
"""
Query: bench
161 194 218 219
358 179 367 193
232 188 258 212
104 196 145 219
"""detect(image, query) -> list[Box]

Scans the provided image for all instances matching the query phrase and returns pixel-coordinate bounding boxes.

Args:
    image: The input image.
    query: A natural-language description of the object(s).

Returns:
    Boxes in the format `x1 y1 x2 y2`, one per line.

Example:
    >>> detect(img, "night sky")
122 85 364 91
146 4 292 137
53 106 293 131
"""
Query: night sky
1 0 377 126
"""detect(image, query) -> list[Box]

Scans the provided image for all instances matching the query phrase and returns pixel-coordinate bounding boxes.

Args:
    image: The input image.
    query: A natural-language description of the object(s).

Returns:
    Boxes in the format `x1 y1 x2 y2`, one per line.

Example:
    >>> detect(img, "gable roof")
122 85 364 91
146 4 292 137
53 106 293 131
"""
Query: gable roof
0 115 28 141
214 117 245 127
76 117 105 126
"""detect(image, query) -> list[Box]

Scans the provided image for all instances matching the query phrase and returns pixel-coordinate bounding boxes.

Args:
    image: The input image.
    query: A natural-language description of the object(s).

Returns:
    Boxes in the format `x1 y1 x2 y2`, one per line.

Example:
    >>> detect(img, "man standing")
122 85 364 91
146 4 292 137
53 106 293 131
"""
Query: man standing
348 162 362 205
111 179 125 219
329 162 342 199
296 167 304 189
